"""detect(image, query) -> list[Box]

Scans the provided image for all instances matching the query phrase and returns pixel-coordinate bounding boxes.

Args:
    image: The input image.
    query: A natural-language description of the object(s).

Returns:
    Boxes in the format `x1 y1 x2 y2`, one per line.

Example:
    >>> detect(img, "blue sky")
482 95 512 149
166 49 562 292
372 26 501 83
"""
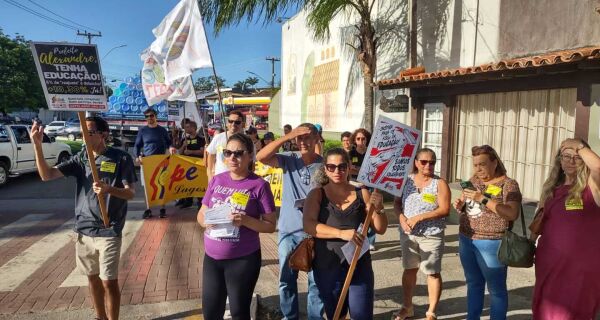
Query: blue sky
0 0 294 88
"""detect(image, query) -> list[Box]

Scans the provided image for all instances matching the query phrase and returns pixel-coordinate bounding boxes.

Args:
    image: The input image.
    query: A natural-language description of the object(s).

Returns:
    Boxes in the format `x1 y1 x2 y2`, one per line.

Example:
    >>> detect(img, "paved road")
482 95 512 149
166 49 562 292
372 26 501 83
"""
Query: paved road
0 174 548 320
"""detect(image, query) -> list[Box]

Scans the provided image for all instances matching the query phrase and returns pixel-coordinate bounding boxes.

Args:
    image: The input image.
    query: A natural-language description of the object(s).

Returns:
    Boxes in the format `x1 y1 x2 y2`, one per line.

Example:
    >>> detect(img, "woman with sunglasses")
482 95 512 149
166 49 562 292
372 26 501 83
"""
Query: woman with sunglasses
197 133 276 320
303 148 387 319
452 145 522 320
531 139 600 319
393 148 450 320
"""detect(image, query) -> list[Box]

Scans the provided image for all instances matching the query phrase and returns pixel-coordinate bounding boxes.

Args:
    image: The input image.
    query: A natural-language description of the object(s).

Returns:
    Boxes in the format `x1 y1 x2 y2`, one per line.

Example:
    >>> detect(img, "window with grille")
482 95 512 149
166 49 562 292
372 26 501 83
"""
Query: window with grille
422 103 444 176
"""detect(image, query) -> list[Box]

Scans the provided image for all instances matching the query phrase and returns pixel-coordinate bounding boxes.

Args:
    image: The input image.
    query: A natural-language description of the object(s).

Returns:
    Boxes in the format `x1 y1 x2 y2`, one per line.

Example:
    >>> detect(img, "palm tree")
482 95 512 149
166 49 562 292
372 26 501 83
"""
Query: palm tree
244 76 259 90
233 80 247 91
199 0 386 131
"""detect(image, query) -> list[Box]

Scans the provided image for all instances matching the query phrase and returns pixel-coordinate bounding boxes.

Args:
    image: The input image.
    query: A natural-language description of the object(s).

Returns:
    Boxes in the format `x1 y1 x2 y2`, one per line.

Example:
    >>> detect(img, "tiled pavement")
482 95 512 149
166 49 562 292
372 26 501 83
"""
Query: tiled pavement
0 207 204 316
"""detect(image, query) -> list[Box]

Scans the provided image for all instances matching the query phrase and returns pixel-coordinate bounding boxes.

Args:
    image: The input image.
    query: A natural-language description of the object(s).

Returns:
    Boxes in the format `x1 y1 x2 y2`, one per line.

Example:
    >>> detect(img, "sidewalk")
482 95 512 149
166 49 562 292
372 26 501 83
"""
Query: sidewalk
254 207 536 320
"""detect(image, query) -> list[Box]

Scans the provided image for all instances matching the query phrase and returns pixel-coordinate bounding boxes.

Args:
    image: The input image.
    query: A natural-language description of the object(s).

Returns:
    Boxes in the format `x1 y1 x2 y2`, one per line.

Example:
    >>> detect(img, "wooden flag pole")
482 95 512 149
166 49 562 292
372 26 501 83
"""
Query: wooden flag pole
78 112 110 228
333 190 379 320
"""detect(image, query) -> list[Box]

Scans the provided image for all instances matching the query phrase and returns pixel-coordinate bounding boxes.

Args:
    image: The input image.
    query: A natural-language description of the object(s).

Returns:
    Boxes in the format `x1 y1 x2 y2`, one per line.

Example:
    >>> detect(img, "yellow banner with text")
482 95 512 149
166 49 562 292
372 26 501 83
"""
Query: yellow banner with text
255 161 283 207
142 155 208 207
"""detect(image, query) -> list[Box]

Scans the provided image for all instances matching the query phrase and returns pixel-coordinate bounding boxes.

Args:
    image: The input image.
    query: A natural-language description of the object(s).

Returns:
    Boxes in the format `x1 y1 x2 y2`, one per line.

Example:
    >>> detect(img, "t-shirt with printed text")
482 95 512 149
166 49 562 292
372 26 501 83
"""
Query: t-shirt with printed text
201 172 276 260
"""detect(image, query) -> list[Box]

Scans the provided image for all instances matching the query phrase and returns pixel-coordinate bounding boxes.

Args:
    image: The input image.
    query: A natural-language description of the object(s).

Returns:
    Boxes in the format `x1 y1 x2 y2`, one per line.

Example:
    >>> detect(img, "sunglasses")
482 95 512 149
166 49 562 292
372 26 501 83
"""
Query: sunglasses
325 163 348 173
223 149 246 159
88 130 101 136
418 159 436 166
145 114 155 119
228 120 242 125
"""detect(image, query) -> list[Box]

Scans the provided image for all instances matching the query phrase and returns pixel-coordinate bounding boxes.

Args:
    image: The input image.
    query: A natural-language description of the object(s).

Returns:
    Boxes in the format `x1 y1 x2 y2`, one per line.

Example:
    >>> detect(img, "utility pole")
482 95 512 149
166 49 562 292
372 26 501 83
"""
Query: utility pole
77 30 102 44
265 56 280 94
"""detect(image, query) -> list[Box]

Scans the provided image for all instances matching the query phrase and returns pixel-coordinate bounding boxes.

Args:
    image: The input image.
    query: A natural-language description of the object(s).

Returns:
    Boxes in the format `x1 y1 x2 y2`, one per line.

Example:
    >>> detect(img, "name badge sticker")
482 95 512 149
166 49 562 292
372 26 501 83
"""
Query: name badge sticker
422 193 436 204
565 199 584 211
100 161 116 173
485 184 502 197
231 192 250 207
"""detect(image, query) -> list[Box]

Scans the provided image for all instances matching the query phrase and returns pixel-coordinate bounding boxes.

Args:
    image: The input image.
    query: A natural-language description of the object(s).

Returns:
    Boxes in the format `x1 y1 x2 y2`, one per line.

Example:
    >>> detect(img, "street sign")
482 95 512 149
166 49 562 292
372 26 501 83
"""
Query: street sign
30 42 107 112
379 94 409 112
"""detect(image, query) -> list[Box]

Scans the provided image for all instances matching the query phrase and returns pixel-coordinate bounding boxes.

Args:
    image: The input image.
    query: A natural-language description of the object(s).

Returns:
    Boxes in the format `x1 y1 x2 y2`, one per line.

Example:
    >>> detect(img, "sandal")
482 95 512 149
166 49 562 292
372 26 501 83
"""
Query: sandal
392 306 414 320
425 311 438 320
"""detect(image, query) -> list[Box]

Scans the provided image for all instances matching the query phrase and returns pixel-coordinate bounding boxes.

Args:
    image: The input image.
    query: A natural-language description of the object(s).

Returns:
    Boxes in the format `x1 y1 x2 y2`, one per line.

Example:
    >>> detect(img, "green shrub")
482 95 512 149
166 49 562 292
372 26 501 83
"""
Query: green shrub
323 139 342 153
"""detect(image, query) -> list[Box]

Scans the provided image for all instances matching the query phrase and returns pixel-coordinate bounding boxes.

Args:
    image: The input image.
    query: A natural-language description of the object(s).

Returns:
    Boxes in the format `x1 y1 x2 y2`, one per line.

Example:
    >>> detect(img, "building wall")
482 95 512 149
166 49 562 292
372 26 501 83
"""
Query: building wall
281 1 412 134
498 0 600 59
589 84 600 152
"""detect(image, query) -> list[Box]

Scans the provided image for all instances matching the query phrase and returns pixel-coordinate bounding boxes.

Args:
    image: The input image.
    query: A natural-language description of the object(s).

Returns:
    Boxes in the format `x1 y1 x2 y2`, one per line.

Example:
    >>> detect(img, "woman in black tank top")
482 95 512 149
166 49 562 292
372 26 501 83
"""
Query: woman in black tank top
303 148 388 319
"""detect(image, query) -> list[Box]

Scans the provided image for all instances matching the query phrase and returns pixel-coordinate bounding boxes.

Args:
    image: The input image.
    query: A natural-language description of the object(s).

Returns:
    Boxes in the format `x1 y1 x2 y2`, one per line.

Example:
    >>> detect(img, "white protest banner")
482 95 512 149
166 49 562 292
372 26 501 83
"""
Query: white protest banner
149 0 213 83
356 115 421 197
141 50 197 106
30 42 107 111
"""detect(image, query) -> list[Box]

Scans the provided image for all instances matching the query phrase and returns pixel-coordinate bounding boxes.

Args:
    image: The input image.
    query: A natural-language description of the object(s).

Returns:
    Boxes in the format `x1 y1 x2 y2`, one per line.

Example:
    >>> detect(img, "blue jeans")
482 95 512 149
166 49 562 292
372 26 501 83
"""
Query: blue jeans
279 233 324 320
367 227 376 247
313 257 374 320
459 234 508 320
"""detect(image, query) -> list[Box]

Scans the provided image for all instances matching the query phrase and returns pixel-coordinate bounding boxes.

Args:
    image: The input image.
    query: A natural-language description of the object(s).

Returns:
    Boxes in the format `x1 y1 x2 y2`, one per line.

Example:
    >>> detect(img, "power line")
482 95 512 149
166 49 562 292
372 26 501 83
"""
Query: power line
1 0 79 31
25 0 100 33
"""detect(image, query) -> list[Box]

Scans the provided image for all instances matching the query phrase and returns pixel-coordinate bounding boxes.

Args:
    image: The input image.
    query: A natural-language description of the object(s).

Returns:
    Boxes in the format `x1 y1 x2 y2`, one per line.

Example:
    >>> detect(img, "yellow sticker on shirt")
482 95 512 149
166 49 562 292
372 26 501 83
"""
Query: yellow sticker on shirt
485 184 502 196
217 145 224 154
352 157 358 164
100 161 116 173
565 199 584 211
422 193 436 204
189 139 197 144
231 192 250 206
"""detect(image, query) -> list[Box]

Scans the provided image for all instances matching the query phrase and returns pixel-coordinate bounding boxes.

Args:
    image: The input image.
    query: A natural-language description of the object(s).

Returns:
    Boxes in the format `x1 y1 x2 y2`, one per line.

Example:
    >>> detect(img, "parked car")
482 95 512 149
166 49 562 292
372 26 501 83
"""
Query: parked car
255 122 268 130
62 122 82 141
0 124 72 187
207 123 223 137
45 121 67 137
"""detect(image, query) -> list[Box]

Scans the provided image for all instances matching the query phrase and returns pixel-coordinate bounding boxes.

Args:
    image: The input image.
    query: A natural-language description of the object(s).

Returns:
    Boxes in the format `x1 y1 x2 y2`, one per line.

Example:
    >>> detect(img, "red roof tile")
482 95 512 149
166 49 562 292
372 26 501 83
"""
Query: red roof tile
378 46 600 87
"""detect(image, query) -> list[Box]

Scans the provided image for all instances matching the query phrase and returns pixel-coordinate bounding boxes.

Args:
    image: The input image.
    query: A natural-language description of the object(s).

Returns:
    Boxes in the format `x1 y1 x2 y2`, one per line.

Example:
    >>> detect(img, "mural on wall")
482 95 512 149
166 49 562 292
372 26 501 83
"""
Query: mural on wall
303 47 340 129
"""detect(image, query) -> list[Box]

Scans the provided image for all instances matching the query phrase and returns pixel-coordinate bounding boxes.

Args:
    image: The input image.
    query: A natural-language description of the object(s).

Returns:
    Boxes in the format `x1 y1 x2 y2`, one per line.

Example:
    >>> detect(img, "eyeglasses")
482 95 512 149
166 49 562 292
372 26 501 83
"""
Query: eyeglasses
418 159 436 166
228 120 242 125
560 154 583 163
325 163 348 173
223 149 246 159
145 114 155 119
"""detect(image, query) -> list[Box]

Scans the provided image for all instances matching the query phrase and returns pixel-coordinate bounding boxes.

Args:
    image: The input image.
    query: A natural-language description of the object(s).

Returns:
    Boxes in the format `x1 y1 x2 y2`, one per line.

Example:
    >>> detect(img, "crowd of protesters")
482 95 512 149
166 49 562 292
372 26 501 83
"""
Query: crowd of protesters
29 108 600 319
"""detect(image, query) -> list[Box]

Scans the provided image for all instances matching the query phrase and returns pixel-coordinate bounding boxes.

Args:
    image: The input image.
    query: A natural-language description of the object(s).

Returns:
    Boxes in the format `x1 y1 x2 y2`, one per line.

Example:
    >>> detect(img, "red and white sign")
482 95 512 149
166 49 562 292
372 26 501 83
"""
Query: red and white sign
357 115 421 197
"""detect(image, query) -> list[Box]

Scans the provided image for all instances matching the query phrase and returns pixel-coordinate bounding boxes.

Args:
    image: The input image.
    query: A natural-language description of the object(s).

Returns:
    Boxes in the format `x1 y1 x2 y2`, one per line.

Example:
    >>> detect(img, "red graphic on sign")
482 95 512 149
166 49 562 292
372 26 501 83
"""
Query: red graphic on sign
401 144 416 157
371 160 391 183
370 146 395 157
381 177 404 189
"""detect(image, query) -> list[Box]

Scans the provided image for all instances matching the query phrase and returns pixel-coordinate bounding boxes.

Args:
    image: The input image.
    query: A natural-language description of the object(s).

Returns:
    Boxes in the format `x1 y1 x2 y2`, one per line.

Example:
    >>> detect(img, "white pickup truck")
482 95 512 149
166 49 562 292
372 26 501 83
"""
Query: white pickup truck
0 124 72 187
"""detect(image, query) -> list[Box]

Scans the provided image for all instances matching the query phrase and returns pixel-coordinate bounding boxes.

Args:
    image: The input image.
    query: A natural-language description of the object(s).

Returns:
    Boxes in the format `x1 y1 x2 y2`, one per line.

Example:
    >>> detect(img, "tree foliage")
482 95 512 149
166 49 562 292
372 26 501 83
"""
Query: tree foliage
193 75 227 92
199 0 385 130
0 29 47 113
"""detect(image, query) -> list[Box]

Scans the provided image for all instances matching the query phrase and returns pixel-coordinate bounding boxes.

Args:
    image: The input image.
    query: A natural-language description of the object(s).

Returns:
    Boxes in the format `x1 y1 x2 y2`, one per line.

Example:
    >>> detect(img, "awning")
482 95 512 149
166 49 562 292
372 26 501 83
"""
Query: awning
378 46 600 89
243 110 269 117
222 97 271 105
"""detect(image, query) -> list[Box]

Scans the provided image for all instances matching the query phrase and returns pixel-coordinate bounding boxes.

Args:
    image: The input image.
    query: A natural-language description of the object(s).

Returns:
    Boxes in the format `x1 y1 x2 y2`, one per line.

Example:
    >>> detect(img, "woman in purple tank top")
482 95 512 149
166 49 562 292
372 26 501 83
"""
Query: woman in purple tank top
532 138 600 319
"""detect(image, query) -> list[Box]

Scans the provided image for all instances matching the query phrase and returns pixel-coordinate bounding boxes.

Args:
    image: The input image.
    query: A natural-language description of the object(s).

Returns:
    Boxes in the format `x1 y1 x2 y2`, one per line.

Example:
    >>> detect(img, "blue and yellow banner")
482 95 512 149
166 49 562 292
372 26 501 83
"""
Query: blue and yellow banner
141 155 208 207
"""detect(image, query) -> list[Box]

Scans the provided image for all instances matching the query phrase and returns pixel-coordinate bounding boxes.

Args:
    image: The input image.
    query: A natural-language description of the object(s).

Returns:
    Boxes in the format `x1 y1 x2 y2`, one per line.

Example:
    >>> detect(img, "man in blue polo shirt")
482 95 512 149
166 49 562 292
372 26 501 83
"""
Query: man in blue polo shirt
134 107 176 218
257 123 324 320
